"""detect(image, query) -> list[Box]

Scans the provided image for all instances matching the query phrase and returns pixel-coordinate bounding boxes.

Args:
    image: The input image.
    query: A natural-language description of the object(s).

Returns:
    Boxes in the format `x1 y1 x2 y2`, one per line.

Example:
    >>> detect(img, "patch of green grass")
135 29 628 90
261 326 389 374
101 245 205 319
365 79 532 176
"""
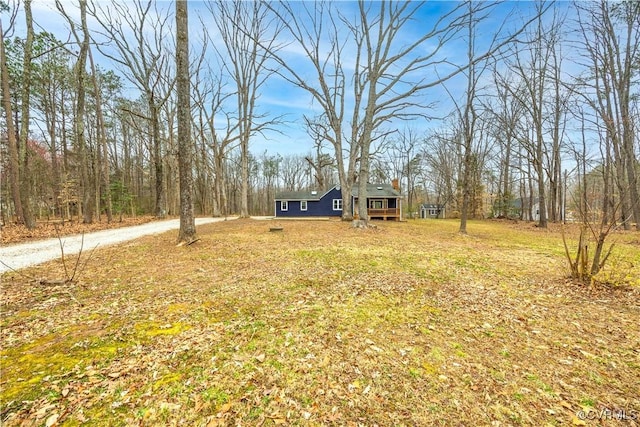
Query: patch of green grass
202 386 230 406
152 372 183 391
0 327 124 404
524 372 556 396
421 362 438 376
408 367 422 378
580 397 596 408
246 405 264 420
427 347 445 363
133 321 190 339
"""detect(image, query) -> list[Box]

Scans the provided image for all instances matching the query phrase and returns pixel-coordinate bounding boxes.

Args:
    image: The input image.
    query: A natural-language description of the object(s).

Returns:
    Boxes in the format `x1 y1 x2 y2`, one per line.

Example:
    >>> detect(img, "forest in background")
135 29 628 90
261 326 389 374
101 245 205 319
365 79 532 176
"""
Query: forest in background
1 0 639 232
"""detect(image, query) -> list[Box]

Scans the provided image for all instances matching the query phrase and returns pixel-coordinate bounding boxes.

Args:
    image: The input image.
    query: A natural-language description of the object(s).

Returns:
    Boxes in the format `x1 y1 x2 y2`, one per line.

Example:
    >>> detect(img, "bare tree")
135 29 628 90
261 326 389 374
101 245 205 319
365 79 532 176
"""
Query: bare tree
174 0 196 244
563 108 619 282
280 154 308 191
261 1 358 220
382 127 422 213
0 5 25 225
267 1 546 227
88 0 174 219
452 0 481 234
545 37 570 223
486 69 526 218
191 36 238 217
504 2 564 228
88 53 112 222
29 31 74 220
191 42 215 216
207 0 282 218
259 151 281 214
55 0 94 223
423 126 462 212
347 1 469 226
304 115 335 192
16 0 36 228
575 0 640 230
452 1 549 233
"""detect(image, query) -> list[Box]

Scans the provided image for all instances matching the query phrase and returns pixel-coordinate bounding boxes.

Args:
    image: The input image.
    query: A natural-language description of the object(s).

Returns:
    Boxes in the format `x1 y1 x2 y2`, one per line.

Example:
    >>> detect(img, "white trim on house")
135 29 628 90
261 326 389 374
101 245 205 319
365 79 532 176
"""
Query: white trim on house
281 201 288 211
419 204 445 219
332 199 343 211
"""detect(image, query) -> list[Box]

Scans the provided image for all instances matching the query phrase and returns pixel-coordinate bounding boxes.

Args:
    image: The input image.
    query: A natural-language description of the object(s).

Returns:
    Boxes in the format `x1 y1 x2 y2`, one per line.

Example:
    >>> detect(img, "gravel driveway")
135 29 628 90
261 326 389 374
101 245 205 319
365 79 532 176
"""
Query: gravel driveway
0 217 235 273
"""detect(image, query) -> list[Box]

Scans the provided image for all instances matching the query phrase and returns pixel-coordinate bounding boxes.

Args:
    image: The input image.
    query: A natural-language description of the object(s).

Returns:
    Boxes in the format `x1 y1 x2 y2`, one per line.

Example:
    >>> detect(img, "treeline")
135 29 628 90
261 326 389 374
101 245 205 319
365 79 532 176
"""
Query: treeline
0 0 638 231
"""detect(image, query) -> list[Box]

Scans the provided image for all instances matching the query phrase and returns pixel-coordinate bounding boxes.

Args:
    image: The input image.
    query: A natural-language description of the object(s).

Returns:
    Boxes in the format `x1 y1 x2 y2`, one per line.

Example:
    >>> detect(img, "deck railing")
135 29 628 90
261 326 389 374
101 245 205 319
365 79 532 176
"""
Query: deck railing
368 208 400 218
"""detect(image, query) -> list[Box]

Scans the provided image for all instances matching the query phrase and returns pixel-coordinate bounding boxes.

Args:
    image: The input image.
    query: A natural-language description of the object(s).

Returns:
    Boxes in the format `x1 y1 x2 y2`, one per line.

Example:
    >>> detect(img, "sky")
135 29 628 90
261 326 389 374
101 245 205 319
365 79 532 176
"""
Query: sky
3 0 573 158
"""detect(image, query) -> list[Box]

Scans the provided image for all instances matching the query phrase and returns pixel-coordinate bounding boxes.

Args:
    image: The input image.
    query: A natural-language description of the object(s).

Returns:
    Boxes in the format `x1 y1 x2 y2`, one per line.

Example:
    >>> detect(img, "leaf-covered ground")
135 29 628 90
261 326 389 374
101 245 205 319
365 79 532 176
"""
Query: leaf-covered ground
1 219 639 426
1 216 158 245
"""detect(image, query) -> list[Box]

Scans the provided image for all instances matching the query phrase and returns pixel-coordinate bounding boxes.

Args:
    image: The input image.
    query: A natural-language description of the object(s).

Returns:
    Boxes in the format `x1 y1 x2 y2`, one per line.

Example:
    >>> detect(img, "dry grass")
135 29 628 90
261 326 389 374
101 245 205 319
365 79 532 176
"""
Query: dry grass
1 219 639 426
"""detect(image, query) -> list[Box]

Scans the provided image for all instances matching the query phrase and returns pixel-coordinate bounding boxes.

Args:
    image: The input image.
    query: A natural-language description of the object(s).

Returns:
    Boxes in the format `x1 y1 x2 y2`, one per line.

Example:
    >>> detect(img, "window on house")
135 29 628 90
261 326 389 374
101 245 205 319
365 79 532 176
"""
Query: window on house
281 201 288 211
370 200 383 209
429 209 437 216
333 199 342 211
301 200 307 211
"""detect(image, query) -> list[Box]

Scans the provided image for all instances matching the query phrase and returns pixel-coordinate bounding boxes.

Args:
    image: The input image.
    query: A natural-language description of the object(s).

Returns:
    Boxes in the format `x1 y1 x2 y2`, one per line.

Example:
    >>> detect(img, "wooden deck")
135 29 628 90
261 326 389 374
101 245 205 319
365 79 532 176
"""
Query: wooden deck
368 208 400 221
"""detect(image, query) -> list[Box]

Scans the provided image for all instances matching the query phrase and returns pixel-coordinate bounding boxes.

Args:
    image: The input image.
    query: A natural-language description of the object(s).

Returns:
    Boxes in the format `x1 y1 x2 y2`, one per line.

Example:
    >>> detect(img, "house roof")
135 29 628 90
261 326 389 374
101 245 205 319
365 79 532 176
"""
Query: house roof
420 203 445 209
352 183 401 198
511 198 540 209
275 184 400 201
275 187 331 201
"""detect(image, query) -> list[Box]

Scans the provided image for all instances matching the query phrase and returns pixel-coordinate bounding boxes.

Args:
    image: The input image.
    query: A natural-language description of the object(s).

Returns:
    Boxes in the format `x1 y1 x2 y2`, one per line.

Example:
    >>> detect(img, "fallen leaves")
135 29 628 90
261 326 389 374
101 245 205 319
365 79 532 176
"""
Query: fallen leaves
45 413 59 427
1 219 639 426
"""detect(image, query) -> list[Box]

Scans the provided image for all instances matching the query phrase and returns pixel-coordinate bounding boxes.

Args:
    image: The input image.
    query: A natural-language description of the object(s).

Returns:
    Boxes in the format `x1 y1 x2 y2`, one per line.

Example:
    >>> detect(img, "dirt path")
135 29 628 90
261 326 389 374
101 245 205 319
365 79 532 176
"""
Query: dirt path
0 217 236 273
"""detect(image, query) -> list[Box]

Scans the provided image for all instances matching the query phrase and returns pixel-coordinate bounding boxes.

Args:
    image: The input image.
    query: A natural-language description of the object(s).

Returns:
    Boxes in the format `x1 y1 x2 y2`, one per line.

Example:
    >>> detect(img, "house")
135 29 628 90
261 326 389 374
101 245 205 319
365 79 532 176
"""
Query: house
511 198 547 221
352 184 402 221
275 183 402 221
274 186 343 218
419 203 446 219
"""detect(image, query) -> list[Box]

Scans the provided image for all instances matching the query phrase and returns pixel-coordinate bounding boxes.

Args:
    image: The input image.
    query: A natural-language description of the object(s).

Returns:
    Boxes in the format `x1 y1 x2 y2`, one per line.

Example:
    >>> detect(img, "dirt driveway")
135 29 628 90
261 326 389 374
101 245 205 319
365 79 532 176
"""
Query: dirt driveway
0 217 235 273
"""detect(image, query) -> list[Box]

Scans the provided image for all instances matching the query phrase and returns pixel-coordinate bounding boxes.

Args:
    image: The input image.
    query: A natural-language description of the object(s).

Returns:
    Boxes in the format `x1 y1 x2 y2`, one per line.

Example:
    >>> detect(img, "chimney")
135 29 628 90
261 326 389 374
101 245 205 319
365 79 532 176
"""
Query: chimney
392 178 399 191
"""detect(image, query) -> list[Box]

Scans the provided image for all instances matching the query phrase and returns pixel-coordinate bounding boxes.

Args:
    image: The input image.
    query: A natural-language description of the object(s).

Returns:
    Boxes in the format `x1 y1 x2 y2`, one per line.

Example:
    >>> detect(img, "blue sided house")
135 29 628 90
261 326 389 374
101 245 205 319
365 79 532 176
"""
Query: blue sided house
275 183 402 221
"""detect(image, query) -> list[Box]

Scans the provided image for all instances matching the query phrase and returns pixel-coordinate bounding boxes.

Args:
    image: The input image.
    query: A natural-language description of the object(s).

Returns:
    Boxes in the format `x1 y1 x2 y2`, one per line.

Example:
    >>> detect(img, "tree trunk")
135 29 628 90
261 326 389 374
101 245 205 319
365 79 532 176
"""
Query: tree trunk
44 85 62 218
624 136 640 230
535 142 548 228
176 0 196 244
458 4 475 234
357 150 370 224
0 20 24 224
150 102 166 218
76 0 94 224
240 137 249 218
88 48 112 222
501 136 512 217
213 151 224 217
336 151 355 222
18 0 36 229
526 154 534 221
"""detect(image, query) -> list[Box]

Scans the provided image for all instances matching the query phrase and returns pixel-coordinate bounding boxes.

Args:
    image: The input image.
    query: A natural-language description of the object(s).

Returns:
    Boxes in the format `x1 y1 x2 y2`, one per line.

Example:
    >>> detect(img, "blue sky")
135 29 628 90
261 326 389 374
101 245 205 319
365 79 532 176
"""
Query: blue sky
4 1 571 157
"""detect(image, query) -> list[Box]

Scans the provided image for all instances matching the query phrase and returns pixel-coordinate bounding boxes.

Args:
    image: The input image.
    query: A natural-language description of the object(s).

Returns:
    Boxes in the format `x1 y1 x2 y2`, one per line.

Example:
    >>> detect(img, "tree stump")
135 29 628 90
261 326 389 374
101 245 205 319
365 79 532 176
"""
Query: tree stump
351 220 376 229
